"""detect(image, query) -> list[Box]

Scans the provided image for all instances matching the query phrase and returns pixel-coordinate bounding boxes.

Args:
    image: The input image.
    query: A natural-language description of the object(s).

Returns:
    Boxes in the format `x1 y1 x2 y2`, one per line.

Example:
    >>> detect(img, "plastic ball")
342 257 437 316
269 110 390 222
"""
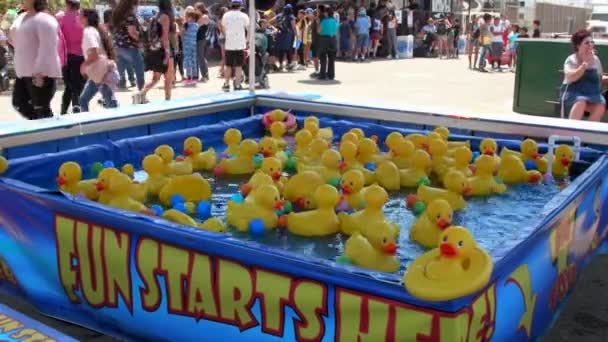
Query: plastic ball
365 162 376 171
230 193 244 203
524 160 537 171
278 215 288 228
282 201 293 214
335 255 352 265
285 158 297 172
248 219 265 236
196 201 211 219
284 150 293 158
170 194 185 206
173 203 187 213
327 176 341 189
416 177 430 187
219 153 230 160
184 202 197 214
406 194 419 209
472 151 480 162
213 165 226 177
253 155 264 168
335 200 350 212
240 183 253 196
150 205 164 216
121 164 135 177
90 162 104 176
175 155 185 161
493 176 504 184
412 202 426 216
103 160 115 168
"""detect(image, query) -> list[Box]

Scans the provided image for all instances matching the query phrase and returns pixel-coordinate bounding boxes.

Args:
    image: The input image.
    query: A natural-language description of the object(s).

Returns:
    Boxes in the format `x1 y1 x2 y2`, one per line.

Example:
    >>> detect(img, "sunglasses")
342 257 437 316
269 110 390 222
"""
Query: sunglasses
583 39 595 45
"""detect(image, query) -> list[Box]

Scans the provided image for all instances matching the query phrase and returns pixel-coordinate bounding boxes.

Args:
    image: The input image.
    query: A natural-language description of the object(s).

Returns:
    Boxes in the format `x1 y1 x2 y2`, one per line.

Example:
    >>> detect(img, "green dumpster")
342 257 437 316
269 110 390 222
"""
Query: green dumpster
513 38 608 120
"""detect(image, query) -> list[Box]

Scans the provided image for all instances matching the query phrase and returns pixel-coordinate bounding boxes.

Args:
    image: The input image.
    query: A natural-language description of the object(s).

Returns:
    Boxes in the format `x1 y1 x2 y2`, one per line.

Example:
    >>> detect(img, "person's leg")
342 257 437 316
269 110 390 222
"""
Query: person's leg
126 63 136 87
219 45 226 77
79 80 99 113
304 44 310 65
328 38 336 79
141 72 161 100
588 103 606 122
70 55 85 112
12 77 35 119
318 38 328 78
386 31 393 58
474 45 479 69
116 47 128 88
131 48 146 90
29 77 56 119
99 84 118 108
478 46 487 69
568 100 587 120
61 64 71 114
286 48 294 70
197 40 209 79
163 58 174 100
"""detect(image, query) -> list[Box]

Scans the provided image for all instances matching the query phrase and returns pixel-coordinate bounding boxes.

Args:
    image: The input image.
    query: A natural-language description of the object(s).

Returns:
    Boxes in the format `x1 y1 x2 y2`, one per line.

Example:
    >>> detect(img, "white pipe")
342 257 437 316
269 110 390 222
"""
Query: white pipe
248 0 256 93
546 135 581 176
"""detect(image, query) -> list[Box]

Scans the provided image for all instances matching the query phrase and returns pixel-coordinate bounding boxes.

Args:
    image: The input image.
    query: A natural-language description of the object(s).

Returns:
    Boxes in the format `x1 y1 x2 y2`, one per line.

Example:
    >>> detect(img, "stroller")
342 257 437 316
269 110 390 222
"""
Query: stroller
243 30 270 89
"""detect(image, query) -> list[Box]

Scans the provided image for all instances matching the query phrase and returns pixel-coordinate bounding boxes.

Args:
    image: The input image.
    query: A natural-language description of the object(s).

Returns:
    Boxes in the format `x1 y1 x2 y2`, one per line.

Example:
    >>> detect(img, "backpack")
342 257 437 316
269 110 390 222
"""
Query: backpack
436 21 447 35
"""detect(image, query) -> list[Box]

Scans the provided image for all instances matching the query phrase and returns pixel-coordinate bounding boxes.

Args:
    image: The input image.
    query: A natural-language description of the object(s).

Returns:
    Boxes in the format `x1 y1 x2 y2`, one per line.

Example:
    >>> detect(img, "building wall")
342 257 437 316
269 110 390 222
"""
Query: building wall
535 2 592 33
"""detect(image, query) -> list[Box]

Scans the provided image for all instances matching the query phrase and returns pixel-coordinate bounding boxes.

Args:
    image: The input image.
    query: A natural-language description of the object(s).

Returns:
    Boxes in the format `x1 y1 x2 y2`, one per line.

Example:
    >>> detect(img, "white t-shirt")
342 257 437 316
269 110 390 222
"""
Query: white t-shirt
222 10 249 51
490 23 504 43
82 26 106 57
563 54 603 85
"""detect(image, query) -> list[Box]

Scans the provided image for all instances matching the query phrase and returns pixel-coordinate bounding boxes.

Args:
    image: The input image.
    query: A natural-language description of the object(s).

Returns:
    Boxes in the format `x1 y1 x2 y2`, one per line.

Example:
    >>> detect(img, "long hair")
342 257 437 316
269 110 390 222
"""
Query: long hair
111 0 138 28
158 0 175 33
80 9 116 60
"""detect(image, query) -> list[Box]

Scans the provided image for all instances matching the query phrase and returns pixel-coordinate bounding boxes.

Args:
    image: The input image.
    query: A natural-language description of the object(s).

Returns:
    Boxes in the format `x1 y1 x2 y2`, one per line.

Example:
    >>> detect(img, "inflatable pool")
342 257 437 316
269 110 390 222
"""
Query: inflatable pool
0 92 607 341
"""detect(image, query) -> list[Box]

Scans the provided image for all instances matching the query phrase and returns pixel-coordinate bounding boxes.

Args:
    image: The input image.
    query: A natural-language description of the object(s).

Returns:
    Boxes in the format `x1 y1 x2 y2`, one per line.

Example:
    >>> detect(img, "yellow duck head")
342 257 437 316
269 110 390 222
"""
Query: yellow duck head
95 168 120 192
0 156 7 175
314 184 340 209
304 116 320 127
433 127 450 141
367 221 398 255
142 154 166 176
363 184 389 209
224 128 242 147
411 150 432 173
357 138 379 159
453 147 473 166
443 171 472 196
340 169 365 195
480 138 498 156
108 172 132 197
295 129 313 148
521 139 540 160
155 145 175 164
340 132 359 146
406 133 429 151
261 157 283 181
270 121 286 138
429 138 448 158
474 155 496 175
321 149 341 169
426 199 454 230
269 109 287 122
427 132 442 142
304 121 320 137
259 137 278 158
349 128 365 141
555 144 575 168
309 138 330 158
438 226 476 259
252 184 283 211
183 137 203 157
57 162 82 188
239 139 260 158
385 132 404 151
392 139 415 158
339 141 358 164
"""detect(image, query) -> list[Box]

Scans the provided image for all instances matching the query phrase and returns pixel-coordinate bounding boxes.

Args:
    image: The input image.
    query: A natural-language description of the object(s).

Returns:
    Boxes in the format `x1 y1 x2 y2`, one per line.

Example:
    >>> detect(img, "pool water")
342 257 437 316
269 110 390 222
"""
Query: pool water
130 169 563 274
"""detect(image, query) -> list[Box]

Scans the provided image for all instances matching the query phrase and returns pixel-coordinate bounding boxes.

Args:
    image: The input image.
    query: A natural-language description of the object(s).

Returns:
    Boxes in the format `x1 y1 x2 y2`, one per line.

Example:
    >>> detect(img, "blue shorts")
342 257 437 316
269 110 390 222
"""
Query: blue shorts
356 34 370 48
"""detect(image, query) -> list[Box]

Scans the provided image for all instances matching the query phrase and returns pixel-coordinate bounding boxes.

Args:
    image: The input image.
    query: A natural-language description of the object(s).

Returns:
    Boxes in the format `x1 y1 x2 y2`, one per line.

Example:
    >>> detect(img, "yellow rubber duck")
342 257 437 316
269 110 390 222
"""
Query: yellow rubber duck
162 209 226 233
226 184 281 232
106 173 150 213
405 133 429 151
385 132 404 153
240 171 274 197
217 139 259 175
299 149 342 183
340 141 374 184
500 138 540 162
433 126 469 150
469 155 507 196
141 154 170 197
478 138 501 166
357 138 383 164
95 168 121 205
122 164 135 178
223 128 242 156
303 138 331 164
375 161 401 191
389 138 415 169
284 184 340 237
343 221 400 273
538 144 574 178
340 132 359 146
293 129 313 159
56 162 98 200
418 171 471 211
155 144 193 176
410 199 454 248
403 226 493 301
183 136 217 171
158 174 212 206
498 155 542 184
282 170 325 209
0 155 7 175
399 150 432 188
339 169 366 210
339 184 399 237
428 138 454 179
269 121 288 150
348 128 365 141
259 137 288 165
448 146 473 177
252 157 286 191
304 116 334 142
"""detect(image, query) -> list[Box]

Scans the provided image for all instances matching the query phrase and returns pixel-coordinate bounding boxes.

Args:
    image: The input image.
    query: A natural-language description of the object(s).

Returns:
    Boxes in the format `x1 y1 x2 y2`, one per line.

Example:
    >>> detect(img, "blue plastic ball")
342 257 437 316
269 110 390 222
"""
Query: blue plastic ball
285 150 293 158
103 160 115 168
170 194 185 206
230 193 244 203
197 201 212 220
524 160 537 171
150 205 164 216
365 162 376 171
472 151 480 162
248 219 265 236
173 203 187 213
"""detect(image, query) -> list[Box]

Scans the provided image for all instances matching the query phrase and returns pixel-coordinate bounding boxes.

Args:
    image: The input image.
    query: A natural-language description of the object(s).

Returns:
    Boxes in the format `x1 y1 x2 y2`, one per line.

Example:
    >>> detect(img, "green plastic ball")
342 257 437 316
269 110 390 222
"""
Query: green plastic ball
282 201 293 214
417 177 430 187
335 256 352 265
285 158 297 172
90 162 104 177
327 176 341 188
494 176 504 184
413 202 426 216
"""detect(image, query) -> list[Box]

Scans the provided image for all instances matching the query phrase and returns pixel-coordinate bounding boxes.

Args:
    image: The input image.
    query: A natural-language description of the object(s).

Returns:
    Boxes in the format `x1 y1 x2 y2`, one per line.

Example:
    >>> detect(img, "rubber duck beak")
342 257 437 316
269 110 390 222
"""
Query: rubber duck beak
56 176 66 186
175 156 185 161
262 150 273 158
383 242 397 255
390 149 398 157
240 183 252 196
483 149 494 156
183 148 192 156
278 215 288 227
462 185 472 196
370 135 378 143
271 171 282 181
437 219 451 229
560 158 571 167
95 181 104 191
294 197 306 208
341 185 352 194
274 200 285 210
338 161 347 171
531 152 540 160
422 143 429 151
439 242 458 258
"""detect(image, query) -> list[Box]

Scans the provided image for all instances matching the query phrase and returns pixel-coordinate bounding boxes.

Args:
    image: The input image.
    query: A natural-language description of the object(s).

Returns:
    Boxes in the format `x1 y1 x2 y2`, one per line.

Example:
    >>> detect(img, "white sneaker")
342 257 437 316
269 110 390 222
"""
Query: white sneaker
297 64 306 70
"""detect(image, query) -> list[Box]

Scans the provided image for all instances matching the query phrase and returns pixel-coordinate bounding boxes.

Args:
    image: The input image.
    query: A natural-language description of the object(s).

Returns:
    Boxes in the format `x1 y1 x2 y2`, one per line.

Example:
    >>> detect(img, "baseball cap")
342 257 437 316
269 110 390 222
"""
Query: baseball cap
231 0 243 5
305 8 313 15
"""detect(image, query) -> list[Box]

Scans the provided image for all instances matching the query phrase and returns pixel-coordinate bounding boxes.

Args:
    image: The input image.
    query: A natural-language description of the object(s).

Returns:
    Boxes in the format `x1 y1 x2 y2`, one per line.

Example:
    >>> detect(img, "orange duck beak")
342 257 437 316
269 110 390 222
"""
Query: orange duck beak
483 149 494 156
56 176 66 186
294 197 306 208
439 242 458 258
271 171 282 181
531 152 540 160
436 219 451 229
560 158 571 167
95 181 104 191
240 183 252 196
341 185 353 194
383 242 397 255
462 185 472 196
183 148 193 156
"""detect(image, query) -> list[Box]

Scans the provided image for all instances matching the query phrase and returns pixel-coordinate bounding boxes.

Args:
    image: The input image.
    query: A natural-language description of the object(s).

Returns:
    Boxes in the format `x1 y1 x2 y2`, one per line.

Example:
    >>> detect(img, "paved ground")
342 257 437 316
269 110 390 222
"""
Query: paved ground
1 57 608 341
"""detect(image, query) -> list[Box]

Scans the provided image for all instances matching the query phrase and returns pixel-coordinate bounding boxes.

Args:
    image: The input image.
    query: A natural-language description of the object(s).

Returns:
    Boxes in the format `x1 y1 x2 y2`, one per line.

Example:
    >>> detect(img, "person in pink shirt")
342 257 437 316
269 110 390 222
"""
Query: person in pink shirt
9 0 61 120
56 0 84 114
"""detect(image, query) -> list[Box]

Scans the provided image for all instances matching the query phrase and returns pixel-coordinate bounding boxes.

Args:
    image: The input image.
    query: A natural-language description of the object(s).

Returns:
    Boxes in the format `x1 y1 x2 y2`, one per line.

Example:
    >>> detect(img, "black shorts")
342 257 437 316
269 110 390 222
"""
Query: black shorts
225 50 244 67
144 49 168 73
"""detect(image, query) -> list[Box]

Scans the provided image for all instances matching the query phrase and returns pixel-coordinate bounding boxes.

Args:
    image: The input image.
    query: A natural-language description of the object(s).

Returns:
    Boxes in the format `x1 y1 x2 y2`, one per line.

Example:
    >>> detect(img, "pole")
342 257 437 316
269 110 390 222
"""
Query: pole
248 0 256 93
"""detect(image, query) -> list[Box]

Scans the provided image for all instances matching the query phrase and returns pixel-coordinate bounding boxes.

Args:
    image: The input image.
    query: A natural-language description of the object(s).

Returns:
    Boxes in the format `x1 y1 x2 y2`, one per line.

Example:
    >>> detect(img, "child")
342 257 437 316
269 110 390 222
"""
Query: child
370 15 382 58
183 11 200 85
507 24 520 72
339 15 351 60
354 8 370 61
519 27 530 38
